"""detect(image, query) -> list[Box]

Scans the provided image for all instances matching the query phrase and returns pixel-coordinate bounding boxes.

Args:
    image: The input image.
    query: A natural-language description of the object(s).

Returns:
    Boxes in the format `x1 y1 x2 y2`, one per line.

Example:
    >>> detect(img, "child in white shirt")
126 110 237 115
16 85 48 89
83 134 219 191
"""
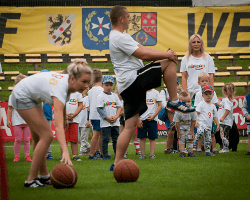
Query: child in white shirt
195 85 220 156
174 92 197 157
79 87 91 156
137 89 162 159
218 83 235 153
97 75 122 160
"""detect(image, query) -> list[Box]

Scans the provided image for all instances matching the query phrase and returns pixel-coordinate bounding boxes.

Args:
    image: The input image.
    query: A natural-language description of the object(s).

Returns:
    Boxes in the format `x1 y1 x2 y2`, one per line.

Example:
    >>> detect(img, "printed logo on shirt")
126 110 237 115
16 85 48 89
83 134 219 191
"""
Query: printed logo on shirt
146 99 156 105
46 14 76 47
127 12 157 46
69 99 78 105
180 119 190 124
82 105 86 110
104 101 117 108
188 64 205 70
82 8 111 51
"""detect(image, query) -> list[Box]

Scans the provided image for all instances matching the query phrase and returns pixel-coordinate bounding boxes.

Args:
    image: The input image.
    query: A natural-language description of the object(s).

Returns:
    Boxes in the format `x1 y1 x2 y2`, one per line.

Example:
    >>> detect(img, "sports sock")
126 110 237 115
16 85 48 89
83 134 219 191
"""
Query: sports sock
134 140 140 151
172 100 179 104
212 148 217 152
39 174 50 179
197 148 202 152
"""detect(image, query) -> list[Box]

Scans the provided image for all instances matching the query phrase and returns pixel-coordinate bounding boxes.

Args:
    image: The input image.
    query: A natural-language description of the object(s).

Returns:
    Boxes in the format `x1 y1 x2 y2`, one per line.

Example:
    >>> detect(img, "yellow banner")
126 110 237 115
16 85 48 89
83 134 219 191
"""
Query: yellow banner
0 6 249 54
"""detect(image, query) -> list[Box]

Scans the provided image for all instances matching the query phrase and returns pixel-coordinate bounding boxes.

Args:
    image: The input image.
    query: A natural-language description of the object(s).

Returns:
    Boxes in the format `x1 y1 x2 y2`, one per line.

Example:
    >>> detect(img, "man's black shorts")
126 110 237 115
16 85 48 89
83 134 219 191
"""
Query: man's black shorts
120 61 162 120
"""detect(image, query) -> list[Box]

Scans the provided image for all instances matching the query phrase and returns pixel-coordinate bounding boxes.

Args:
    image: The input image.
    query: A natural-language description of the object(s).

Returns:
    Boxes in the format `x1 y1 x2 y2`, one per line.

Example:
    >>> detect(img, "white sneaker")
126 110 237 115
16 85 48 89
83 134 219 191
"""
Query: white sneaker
219 149 230 153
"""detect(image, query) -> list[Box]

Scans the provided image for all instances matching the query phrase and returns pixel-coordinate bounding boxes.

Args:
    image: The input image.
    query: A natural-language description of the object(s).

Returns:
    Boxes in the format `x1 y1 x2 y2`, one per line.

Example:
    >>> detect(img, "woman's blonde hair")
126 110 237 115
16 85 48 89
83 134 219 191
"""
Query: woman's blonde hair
186 34 206 61
66 58 92 79
222 83 235 102
15 74 27 85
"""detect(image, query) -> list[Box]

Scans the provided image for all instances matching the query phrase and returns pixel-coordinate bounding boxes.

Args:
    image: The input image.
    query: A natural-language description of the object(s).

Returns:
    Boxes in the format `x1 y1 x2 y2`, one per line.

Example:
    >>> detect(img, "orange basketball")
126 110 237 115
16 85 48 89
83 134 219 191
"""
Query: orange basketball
113 159 140 183
50 163 78 189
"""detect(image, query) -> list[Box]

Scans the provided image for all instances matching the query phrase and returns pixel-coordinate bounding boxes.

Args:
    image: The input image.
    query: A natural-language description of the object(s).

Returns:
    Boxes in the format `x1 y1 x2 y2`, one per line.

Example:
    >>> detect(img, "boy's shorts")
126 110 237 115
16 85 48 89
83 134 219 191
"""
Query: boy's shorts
179 130 193 144
120 62 162 120
90 120 101 131
65 123 78 143
211 120 217 134
137 120 158 140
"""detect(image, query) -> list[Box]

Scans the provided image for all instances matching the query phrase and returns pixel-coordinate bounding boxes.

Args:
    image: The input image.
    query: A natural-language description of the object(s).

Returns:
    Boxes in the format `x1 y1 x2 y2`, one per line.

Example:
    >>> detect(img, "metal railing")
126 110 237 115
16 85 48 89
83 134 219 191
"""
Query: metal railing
0 0 192 7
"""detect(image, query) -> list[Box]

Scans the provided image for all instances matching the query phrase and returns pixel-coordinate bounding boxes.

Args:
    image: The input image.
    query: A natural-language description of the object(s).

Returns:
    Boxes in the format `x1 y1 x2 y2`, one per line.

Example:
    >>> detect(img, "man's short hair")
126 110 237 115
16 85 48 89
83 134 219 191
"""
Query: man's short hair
110 5 127 26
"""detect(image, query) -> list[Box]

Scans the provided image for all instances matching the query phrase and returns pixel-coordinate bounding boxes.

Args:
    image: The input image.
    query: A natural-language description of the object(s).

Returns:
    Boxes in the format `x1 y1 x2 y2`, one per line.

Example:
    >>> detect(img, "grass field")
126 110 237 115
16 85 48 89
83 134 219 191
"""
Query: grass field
4 139 250 200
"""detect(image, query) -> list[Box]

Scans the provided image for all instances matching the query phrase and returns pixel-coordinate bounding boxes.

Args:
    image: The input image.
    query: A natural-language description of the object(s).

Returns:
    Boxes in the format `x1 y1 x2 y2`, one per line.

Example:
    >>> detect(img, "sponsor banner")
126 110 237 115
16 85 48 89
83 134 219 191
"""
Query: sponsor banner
0 96 247 141
0 6 250 54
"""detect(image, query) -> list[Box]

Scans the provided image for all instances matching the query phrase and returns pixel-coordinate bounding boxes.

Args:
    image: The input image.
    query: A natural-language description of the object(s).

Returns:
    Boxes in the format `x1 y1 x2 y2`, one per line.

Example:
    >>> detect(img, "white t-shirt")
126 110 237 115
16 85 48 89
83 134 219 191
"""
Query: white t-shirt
159 88 170 108
140 89 161 121
79 96 89 127
66 92 83 124
173 111 197 131
194 90 218 107
88 86 104 120
196 100 218 130
218 97 233 127
12 72 69 106
180 54 215 93
96 92 122 128
109 30 144 94
8 94 27 126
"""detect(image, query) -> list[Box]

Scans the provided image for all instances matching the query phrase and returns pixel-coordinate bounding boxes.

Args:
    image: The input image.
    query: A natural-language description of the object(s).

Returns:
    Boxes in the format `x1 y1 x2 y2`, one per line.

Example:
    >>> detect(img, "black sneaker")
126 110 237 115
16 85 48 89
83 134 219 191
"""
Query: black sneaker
246 152 250 156
179 152 186 157
188 152 195 157
109 164 115 172
37 175 51 185
24 179 46 188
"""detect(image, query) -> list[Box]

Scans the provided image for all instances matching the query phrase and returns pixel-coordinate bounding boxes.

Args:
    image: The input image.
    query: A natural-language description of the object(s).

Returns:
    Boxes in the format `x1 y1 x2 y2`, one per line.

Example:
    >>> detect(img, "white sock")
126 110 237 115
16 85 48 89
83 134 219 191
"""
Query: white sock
172 100 179 103
38 174 50 179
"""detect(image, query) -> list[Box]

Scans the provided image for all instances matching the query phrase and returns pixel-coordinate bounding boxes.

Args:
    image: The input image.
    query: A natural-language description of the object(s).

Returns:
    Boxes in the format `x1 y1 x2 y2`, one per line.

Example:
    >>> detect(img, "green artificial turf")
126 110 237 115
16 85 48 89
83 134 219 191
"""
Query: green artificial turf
4 140 250 200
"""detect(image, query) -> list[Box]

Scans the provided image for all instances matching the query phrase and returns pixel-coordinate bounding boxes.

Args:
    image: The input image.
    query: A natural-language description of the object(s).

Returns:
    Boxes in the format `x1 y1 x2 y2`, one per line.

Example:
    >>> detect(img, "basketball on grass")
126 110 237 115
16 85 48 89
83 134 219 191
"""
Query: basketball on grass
113 159 140 183
50 163 78 189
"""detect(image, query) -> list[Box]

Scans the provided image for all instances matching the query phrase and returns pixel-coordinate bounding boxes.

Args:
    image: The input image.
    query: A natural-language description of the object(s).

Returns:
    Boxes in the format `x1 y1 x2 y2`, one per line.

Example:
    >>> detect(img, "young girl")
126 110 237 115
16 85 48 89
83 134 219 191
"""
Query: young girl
10 58 92 187
218 83 235 153
7 74 32 162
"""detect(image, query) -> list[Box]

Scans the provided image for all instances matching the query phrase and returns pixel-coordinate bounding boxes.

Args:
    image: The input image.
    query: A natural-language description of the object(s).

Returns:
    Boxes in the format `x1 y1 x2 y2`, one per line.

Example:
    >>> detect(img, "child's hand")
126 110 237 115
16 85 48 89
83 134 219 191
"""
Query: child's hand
195 120 199 128
7 121 11 128
67 113 74 121
137 119 143 129
64 120 69 131
85 120 90 128
177 131 183 139
216 125 220 132
220 117 224 122
110 116 118 123
147 115 155 121
188 131 195 139
246 115 250 121
105 116 113 123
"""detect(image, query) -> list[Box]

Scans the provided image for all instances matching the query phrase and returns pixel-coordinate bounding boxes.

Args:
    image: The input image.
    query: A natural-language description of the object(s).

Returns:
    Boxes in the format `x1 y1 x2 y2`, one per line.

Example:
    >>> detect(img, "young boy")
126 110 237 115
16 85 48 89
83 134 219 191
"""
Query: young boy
194 72 219 154
137 88 162 159
241 92 250 156
65 91 83 161
174 92 197 157
195 85 220 156
88 69 104 159
79 87 91 156
97 75 122 160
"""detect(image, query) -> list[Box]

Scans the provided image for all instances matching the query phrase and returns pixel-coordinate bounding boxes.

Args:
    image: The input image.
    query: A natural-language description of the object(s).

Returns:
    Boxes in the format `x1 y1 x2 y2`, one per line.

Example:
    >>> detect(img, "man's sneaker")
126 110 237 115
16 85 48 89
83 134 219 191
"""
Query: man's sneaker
135 150 141 155
196 151 202 155
109 164 115 172
37 175 51 185
188 152 195 157
246 152 250 156
46 154 54 159
88 155 102 160
164 149 172 154
212 150 220 154
13 156 20 162
24 179 45 188
139 154 146 159
167 100 195 113
170 122 176 131
149 154 156 159
206 152 215 156
73 156 82 161
179 152 186 157
25 156 32 162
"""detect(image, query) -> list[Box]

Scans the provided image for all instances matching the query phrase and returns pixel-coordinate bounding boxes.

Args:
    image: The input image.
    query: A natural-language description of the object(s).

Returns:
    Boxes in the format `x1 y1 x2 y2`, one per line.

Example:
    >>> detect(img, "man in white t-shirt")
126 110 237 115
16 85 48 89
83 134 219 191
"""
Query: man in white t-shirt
109 6 195 170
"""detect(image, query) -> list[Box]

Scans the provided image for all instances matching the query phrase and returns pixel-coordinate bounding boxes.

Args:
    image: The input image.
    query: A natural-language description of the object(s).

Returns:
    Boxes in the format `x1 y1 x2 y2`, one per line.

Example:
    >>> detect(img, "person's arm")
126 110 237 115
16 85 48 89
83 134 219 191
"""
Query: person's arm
7 106 13 128
176 122 183 139
52 97 72 166
220 110 230 122
214 116 220 131
181 71 188 92
132 44 177 62
188 120 196 139
209 73 214 87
